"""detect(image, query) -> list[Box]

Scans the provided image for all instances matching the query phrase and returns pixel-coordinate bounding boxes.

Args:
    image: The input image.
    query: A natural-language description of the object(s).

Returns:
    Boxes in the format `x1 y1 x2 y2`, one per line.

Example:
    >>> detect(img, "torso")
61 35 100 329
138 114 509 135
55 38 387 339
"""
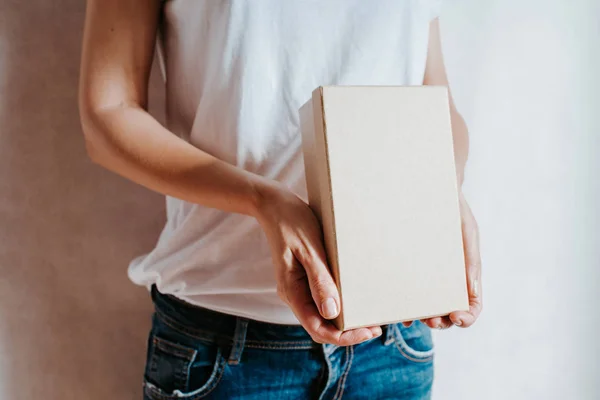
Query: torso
128 0 442 324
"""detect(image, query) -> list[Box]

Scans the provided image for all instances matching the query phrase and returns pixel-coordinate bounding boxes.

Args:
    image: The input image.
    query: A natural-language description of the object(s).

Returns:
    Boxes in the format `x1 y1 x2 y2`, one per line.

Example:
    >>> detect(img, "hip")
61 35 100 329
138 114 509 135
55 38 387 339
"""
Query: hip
142 285 434 400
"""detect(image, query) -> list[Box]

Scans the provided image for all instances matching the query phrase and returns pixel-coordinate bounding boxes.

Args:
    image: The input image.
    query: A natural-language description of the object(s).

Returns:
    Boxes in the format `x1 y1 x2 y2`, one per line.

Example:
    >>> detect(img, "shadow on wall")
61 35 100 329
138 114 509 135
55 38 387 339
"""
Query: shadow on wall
0 2 166 399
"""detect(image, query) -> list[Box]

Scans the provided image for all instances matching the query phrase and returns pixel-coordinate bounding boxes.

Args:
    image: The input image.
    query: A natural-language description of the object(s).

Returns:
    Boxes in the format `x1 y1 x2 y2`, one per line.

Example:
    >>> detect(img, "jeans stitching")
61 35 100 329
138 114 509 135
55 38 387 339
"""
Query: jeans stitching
393 325 434 363
340 345 354 399
333 346 353 400
147 337 195 390
318 344 334 400
144 348 227 400
332 347 347 400
156 309 216 340
394 343 434 363
244 339 313 345
152 336 197 358
244 343 316 350
191 352 227 399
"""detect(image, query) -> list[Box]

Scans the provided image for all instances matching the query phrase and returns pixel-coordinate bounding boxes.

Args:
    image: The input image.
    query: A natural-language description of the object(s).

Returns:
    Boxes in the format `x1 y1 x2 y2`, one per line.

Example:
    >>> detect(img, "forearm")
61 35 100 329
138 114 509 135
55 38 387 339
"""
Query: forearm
81 105 274 217
77 1 273 218
450 106 469 187
422 18 469 187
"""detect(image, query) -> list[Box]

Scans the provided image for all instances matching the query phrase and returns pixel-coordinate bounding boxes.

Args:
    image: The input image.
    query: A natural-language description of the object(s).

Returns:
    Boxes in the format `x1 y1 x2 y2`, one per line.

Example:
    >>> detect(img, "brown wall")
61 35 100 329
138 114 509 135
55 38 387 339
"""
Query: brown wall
0 2 166 398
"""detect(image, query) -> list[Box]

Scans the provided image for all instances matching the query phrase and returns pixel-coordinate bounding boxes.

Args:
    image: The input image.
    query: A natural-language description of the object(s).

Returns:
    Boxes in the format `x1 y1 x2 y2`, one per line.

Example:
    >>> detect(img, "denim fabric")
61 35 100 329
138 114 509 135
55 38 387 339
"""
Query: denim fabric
143 286 434 399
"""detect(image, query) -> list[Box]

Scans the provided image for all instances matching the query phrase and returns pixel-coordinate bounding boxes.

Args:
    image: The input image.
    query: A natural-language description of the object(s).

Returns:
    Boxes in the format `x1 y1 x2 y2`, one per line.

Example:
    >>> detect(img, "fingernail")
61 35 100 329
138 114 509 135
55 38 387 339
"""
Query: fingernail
374 327 382 336
321 298 338 319
454 319 462 326
472 279 479 297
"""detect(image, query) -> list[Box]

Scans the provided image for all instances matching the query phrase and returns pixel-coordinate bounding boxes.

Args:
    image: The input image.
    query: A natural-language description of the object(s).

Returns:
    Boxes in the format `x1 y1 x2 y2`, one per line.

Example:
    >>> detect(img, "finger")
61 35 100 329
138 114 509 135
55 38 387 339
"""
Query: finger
451 197 483 328
294 241 340 320
436 316 454 330
449 275 482 328
422 316 443 329
402 321 413 328
450 294 482 328
369 326 383 337
284 263 375 345
295 294 375 345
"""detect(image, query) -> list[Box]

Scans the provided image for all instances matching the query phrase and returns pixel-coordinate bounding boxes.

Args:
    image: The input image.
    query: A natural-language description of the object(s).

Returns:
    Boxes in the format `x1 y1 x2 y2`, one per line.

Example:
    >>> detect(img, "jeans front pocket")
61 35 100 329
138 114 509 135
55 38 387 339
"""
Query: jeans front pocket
392 321 435 363
144 333 227 400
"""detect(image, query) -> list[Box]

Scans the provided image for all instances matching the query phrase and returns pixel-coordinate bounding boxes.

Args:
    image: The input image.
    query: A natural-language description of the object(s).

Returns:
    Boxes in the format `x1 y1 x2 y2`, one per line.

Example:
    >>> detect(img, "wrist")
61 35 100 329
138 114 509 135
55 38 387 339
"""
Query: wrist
456 169 465 189
247 178 280 223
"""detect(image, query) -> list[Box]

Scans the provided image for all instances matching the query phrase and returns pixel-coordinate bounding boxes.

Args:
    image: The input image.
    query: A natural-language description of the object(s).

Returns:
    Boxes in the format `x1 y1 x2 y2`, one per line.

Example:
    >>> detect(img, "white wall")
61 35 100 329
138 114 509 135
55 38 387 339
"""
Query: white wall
433 1 600 399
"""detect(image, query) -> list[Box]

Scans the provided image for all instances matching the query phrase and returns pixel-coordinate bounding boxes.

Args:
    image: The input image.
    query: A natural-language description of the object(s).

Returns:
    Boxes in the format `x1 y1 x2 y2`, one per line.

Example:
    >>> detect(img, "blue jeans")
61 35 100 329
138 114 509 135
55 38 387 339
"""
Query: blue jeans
143 286 434 399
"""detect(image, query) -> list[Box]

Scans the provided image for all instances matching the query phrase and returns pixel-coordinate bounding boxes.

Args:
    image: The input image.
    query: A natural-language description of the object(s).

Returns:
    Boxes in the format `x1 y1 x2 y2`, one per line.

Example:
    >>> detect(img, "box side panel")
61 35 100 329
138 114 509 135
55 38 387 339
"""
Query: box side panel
312 88 345 330
299 99 322 222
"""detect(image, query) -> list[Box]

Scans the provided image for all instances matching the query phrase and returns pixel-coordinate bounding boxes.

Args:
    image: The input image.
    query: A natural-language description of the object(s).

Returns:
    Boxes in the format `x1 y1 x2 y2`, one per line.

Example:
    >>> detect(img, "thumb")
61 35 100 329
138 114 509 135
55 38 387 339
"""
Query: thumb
295 245 341 320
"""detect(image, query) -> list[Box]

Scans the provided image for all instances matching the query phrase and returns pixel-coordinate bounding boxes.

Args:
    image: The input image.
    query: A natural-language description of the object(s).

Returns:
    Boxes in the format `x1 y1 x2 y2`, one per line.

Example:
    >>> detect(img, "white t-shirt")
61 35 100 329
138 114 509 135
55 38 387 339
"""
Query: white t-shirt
129 0 443 324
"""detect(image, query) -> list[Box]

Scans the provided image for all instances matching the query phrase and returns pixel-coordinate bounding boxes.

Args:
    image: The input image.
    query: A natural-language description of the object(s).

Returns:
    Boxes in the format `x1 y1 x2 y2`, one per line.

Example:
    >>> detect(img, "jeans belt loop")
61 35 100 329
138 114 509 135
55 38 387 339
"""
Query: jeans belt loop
383 323 395 346
228 317 249 365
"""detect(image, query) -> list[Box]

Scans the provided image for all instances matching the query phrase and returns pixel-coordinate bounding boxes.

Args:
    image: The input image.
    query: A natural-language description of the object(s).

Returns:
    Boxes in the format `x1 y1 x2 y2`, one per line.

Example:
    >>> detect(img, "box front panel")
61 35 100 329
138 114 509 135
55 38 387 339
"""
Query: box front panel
322 86 468 329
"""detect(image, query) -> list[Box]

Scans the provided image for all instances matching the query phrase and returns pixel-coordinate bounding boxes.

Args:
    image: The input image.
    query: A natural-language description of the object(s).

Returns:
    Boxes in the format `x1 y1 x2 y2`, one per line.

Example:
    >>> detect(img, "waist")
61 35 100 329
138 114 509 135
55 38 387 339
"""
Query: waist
151 285 317 349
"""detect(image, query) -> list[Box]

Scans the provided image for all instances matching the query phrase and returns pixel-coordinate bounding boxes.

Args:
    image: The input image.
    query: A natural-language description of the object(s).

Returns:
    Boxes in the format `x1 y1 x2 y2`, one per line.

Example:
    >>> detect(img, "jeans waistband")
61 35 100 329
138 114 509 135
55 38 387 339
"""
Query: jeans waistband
150 285 320 356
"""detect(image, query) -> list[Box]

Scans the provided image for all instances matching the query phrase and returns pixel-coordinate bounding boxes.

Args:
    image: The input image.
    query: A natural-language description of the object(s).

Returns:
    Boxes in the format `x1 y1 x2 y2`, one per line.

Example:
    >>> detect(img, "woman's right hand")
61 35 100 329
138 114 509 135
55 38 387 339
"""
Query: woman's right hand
253 182 382 346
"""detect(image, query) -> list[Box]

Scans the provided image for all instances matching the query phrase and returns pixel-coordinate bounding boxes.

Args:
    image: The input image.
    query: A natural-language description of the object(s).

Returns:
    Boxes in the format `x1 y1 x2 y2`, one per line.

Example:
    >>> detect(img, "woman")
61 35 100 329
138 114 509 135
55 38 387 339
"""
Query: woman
79 1 482 398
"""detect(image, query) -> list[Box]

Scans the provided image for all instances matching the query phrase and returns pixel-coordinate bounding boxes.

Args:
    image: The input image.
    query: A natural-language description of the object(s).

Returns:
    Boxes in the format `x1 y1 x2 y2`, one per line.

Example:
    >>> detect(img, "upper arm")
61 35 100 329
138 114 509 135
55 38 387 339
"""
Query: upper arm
423 18 449 87
79 0 161 116
423 18 461 114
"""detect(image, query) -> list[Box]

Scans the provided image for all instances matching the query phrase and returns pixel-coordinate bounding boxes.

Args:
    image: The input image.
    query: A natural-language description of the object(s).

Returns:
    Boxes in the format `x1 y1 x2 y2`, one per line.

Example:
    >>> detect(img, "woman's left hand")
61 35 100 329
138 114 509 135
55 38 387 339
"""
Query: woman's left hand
406 191 483 329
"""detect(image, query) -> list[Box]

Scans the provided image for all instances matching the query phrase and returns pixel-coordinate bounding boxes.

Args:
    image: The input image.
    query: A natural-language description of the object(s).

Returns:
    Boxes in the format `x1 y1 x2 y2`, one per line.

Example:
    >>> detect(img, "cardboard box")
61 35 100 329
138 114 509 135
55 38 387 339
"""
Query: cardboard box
299 86 469 331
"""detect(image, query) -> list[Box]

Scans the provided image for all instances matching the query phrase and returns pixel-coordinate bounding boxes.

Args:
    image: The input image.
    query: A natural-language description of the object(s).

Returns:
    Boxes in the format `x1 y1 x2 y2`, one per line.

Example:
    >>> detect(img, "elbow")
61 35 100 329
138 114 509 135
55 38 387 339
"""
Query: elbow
82 131 105 165
78 103 112 166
